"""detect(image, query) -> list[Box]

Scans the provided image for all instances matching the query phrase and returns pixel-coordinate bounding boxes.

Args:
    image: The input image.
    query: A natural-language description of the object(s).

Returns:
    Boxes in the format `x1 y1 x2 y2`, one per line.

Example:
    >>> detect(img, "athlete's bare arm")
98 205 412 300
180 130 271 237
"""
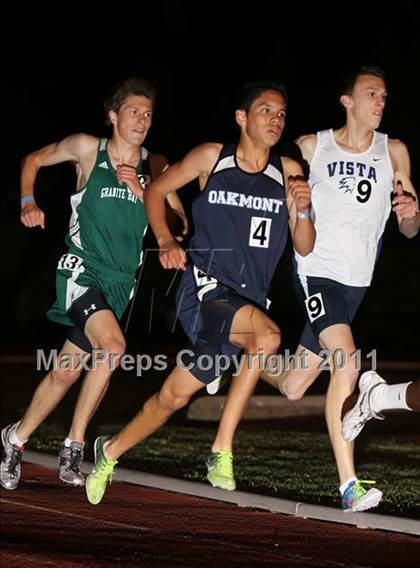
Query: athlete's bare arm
144 143 222 270
20 134 98 229
295 133 317 165
164 189 189 240
388 138 419 238
282 156 316 256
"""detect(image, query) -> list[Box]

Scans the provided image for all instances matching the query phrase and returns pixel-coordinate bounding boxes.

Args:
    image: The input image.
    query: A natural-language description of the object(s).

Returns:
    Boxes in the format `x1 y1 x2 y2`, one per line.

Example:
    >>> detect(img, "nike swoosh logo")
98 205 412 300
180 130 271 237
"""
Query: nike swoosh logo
373 158 382 162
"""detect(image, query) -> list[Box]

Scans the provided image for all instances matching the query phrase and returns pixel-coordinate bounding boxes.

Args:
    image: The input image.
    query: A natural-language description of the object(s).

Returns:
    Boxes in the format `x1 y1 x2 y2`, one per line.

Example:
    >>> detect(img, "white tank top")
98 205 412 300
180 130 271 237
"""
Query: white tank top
296 129 393 286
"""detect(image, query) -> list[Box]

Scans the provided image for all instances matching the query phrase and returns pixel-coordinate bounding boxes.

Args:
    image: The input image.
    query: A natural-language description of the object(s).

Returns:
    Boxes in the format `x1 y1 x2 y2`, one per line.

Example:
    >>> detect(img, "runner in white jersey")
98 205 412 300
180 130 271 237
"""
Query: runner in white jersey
295 128 393 287
261 66 419 512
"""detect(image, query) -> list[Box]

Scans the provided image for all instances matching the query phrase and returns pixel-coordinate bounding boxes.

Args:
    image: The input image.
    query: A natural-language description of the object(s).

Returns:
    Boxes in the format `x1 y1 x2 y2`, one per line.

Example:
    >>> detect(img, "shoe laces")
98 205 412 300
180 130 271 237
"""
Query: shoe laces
68 446 83 473
214 451 233 477
353 391 381 426
353 479 376 498
96 452 117 483
8 446 23 475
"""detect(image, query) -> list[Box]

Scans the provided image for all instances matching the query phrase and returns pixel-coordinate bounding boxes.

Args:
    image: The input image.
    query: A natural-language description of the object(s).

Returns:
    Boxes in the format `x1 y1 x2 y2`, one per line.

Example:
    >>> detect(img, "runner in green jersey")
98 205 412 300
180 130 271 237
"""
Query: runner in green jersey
1 77 187 492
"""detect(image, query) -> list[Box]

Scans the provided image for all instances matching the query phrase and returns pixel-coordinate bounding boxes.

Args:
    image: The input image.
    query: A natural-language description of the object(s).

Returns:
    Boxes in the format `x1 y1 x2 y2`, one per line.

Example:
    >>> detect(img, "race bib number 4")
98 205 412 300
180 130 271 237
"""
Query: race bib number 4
249 217 272 248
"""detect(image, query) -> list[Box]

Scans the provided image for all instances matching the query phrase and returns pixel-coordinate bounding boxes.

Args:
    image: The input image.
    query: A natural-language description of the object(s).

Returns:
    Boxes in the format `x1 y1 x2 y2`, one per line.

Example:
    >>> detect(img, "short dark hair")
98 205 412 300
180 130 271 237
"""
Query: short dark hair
340 66 386 96
104 77 157 117
237 81 288 113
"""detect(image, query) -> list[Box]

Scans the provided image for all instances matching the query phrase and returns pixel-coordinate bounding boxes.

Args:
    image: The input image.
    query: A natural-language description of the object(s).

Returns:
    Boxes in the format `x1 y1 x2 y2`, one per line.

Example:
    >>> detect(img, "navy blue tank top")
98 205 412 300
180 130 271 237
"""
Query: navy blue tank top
189 143 289 306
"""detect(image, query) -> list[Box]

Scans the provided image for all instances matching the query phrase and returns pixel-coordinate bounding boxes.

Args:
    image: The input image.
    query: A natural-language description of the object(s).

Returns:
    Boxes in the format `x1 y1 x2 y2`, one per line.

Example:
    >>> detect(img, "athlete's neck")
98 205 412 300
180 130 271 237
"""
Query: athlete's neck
334 126 374 154
108 139 141 168
236 142 269 172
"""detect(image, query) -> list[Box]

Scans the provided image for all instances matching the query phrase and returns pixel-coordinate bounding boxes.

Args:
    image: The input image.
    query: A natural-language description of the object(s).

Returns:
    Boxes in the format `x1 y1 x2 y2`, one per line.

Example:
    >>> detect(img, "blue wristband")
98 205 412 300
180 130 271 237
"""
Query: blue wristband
21 196 35 204
297 210 311 219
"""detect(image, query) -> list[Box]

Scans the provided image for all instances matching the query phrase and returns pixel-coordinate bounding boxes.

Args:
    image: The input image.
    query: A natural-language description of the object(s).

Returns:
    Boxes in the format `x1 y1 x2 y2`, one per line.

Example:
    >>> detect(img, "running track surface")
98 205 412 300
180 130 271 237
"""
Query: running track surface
1 464 419 568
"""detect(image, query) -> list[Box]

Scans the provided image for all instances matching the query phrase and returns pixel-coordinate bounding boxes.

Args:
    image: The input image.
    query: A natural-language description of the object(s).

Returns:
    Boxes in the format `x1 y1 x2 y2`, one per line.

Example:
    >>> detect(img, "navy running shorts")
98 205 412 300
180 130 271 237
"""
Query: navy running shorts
294 275 368 355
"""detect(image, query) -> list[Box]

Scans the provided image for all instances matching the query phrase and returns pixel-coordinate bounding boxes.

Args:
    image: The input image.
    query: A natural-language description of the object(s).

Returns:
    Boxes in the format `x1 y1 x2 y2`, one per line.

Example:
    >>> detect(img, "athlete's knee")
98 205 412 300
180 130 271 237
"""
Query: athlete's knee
250 327 281 355
157 384 190 413
282 384 305 401
102 337 126 357
330 350 359 387
50 366 82 387
97 337 126 368
279 365 320 401
280 376 306 401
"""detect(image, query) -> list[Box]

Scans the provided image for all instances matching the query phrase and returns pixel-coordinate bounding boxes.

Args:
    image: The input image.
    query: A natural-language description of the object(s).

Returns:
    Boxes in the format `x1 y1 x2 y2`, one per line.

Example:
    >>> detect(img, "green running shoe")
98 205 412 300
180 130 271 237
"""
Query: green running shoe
86 436 117 505
206 451 236 491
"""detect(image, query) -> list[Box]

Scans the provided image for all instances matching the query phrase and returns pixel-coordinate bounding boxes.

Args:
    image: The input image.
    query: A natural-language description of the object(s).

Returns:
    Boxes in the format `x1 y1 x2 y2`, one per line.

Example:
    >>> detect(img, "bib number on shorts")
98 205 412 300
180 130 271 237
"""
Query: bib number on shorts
193 265 218 302
58 253 84 272
305 292 325 322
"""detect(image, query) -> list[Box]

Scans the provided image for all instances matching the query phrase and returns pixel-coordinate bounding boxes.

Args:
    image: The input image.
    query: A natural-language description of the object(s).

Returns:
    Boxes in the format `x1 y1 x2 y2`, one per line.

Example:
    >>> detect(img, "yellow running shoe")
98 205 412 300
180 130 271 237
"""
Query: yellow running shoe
86 436 117 505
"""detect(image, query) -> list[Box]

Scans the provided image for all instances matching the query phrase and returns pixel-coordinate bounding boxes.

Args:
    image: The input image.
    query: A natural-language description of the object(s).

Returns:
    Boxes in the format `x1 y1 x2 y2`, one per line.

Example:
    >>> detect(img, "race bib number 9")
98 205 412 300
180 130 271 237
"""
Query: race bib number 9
305 292 325 323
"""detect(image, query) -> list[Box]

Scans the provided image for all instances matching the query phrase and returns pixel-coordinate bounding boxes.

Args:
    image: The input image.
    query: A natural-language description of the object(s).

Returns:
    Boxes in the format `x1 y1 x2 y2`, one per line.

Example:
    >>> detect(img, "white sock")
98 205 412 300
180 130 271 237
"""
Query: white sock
370 382 412 413
9 428 27 447
64 437 84 447
340 476 357 495
103 440 111 460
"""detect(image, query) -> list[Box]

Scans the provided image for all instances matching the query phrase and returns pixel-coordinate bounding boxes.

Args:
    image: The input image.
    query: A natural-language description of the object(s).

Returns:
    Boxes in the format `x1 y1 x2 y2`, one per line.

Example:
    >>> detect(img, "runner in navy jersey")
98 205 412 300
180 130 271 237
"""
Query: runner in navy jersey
84 81 315 504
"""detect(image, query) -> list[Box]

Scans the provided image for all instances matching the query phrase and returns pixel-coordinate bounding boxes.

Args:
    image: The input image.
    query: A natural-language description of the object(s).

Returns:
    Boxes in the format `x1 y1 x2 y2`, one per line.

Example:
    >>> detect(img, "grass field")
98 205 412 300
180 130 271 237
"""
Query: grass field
28 421 420 519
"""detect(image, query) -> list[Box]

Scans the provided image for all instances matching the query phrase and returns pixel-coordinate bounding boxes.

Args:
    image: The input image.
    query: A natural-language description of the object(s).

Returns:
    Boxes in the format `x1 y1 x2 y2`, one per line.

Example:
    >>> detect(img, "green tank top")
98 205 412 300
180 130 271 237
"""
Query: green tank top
66 138 149 277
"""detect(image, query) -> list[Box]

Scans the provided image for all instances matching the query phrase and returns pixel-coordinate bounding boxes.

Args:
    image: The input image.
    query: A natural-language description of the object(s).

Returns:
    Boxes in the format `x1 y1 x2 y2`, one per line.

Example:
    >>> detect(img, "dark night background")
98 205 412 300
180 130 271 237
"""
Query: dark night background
2 2 419 363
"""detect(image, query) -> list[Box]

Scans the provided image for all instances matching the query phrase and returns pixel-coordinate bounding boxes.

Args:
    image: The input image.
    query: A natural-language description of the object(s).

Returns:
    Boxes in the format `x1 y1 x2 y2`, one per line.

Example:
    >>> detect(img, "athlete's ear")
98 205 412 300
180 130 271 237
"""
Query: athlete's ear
235 109 246 128
340 94 352 110
109 110 118 126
